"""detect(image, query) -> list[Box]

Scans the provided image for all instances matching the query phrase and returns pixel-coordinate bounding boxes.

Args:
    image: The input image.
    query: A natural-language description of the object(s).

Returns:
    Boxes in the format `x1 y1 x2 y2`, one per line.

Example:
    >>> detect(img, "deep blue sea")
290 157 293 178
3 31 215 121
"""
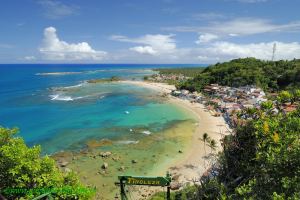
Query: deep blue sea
0 64 204 154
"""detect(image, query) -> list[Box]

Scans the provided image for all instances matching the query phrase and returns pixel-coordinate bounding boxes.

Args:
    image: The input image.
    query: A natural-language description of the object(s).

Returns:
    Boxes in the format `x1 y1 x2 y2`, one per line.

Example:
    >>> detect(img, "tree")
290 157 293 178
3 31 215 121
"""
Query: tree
0 126 95 200
260 101 273 111
209 139 217 153
292 89 300 102
194 107 300 199
202 133 209 155
202 133 210 169
277 90 292 104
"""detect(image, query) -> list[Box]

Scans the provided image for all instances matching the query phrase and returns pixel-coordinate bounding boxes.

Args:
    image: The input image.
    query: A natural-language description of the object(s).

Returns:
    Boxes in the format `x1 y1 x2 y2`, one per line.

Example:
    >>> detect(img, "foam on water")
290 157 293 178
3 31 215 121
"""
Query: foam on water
116 140 139 144
142 130 151 135
50 94 74 101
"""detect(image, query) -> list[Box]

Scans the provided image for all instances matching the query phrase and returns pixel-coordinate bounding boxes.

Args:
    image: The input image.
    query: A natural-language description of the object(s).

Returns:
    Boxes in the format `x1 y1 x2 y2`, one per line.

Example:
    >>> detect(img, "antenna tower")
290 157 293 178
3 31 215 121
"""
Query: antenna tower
272 43 277 61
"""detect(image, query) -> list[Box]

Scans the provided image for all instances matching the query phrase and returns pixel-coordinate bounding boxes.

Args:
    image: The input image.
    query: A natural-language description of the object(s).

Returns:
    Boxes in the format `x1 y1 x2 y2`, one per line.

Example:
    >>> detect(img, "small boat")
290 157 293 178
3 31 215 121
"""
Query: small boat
125 111 130 114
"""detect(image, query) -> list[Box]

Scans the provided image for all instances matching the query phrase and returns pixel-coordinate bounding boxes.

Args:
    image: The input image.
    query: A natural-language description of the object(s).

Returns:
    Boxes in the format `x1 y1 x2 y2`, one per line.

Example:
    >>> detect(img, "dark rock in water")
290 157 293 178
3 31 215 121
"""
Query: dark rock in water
119 166 125 171
99 151 112 158
170 182 181 190
102 162 108 169
60 161 69 167
131 159 138 164
172 174 181 181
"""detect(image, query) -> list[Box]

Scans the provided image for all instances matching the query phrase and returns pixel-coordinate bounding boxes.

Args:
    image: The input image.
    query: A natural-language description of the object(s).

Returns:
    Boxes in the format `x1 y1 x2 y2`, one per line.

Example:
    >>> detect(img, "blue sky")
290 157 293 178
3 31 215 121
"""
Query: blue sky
0 0 300 63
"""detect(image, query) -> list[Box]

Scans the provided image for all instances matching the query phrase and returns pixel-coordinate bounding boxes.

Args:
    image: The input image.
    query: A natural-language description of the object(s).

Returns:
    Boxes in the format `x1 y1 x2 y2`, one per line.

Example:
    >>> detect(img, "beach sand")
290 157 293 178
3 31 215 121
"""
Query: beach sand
120 80 232 198
53 80 232 199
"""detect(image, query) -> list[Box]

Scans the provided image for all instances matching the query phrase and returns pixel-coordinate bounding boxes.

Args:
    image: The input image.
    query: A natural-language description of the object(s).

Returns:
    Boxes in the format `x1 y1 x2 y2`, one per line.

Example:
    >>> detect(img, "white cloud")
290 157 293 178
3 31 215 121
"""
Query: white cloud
39 27 107 61
196 33 219 44
24 56 36 61
129 46 157 55
194 41 300 63
165 18 300 37
111 34 176 55
38 0 78 19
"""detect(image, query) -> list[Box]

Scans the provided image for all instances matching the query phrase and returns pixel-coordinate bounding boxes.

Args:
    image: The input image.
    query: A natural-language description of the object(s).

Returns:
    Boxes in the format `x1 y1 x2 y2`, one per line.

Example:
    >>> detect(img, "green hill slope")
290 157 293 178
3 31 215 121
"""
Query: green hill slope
178 58 300 92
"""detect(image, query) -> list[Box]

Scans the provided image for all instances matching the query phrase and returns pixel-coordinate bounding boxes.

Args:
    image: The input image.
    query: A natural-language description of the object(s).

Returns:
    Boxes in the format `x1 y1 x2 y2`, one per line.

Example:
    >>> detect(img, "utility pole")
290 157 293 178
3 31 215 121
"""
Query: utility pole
272 43 277 61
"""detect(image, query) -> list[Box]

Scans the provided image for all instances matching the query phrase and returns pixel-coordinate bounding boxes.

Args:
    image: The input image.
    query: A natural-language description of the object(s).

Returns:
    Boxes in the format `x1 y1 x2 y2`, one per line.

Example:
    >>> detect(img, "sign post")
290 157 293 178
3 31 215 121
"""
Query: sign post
117 172 172 200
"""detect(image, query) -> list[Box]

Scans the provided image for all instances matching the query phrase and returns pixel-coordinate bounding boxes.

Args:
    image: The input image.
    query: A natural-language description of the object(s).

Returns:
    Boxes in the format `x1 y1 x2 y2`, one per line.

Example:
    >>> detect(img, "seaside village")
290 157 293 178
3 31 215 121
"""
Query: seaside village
170 83 296 128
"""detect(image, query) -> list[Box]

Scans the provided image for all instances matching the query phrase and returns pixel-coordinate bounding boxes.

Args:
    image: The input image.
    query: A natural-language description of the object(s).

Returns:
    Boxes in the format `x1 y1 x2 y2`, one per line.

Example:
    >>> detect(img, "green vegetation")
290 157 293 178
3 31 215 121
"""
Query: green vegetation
87 76 121 83
203 106 300 199
154 67 205 78
178 58 300 92
151 105 300 199
0 127 95 199
150 185 196 200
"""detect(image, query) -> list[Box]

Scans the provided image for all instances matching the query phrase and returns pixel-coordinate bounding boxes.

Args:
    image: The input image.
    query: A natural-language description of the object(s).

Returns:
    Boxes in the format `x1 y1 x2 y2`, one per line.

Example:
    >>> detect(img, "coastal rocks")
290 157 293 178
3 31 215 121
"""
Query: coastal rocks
131 159 138 164
112 156 120 161
99 151 112 158
118 166 125 171
172 174 181 181
102 162 108 169
59 161 69 167
170 182 181 190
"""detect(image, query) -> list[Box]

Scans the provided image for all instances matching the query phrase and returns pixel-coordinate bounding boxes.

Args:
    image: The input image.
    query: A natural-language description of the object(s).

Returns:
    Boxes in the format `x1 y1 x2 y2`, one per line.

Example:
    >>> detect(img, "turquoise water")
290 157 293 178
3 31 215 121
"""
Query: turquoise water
0 64 198 154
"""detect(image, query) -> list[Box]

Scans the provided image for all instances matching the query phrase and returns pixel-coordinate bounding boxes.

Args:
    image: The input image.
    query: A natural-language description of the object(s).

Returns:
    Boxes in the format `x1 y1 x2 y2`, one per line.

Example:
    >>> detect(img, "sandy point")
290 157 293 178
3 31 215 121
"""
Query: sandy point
120 80 232 187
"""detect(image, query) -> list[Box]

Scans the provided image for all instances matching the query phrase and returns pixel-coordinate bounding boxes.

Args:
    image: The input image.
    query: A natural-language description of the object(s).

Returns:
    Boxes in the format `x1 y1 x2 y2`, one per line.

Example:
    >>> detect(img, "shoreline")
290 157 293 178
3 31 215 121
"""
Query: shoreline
52 80 232 199
121 80 232 186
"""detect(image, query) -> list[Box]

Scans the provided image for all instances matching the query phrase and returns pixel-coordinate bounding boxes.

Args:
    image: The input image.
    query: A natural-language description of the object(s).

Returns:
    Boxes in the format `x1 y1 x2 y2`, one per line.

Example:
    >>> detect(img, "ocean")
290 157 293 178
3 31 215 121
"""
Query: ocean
0 64 203 155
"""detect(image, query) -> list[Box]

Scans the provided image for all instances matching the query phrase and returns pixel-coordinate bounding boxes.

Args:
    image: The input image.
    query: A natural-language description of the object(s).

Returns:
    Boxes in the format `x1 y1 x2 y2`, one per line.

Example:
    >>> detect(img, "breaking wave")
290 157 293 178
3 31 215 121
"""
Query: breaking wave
117 140 139 144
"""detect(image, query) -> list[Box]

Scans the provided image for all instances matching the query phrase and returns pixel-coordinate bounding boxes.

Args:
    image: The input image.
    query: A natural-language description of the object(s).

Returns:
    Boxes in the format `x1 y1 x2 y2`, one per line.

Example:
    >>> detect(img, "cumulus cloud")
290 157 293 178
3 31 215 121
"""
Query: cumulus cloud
195 41 300 62
165 18 300 37
129 46 157 55
196 33 219 44
39 27 107 61
110 34 176 55
38 0 78 19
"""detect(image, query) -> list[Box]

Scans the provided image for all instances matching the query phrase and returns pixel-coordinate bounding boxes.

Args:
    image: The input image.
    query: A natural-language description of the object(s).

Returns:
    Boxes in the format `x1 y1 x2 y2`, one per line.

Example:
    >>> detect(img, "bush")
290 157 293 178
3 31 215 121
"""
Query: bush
0 126 95 199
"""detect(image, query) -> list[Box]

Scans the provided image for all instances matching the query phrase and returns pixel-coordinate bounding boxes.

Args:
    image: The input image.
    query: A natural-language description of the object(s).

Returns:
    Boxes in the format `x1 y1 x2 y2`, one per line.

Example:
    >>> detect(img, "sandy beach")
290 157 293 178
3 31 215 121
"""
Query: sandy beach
121 80 232 197
52 80 232 199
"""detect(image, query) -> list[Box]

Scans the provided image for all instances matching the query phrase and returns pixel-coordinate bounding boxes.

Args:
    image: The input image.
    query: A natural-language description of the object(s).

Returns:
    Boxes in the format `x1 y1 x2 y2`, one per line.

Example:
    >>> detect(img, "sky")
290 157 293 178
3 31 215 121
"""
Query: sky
0 0 300 64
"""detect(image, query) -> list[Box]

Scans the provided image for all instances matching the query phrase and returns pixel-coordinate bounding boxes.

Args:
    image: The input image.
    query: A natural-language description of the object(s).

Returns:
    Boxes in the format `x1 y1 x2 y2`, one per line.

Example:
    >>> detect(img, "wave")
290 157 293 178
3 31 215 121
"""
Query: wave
49 82 86 92
117 140 139 144
36 72 83 76
50 94 74 101
61 83 85 89
142 130 151 135
49 92 108 102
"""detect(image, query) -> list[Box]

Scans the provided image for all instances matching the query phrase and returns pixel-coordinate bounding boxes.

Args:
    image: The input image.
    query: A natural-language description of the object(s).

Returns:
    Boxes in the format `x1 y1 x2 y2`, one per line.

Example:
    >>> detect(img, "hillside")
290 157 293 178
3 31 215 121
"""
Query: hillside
178 58 300 92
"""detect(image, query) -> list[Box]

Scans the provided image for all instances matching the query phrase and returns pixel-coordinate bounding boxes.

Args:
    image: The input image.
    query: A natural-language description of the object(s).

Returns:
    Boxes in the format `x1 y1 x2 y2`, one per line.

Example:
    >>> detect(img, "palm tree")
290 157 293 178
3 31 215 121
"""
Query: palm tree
202 133 209 155
202 133 209 169
209 139 217 153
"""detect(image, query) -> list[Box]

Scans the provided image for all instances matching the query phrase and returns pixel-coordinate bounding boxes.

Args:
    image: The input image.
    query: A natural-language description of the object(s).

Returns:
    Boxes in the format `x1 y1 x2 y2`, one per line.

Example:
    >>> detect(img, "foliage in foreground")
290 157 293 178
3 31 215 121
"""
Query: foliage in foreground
208 107 300 199
0 127 95 200
151 107 300 199
178 58 300 92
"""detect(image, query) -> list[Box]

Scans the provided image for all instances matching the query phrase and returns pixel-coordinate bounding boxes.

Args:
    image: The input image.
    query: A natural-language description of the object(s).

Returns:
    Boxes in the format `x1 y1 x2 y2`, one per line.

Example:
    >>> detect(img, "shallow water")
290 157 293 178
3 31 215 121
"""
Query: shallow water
0 64 198 199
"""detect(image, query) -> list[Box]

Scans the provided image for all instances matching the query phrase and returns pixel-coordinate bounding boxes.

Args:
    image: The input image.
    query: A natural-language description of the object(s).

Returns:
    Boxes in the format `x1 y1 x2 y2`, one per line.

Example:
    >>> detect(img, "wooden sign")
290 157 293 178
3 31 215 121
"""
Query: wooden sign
118 175 171 186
